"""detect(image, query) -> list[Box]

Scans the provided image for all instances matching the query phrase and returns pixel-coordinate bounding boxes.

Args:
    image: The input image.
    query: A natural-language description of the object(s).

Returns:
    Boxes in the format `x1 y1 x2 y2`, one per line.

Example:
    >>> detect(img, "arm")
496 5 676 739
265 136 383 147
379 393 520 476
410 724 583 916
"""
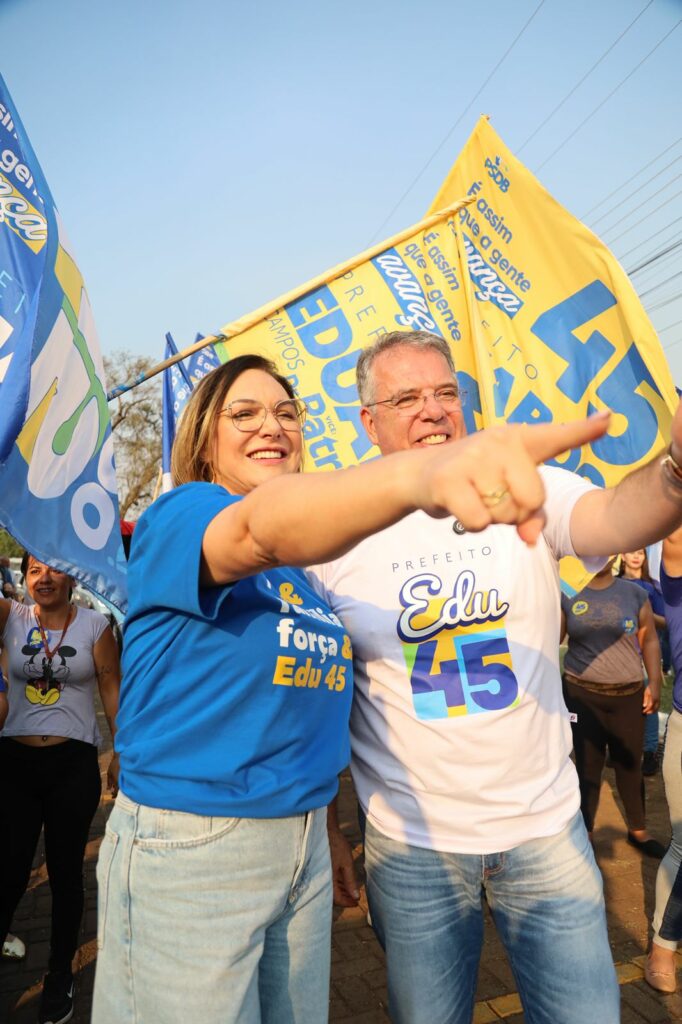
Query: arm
570 404 682 558
202 415 611 585
663 525 682 578
0 597 11 634
652 611 667 631
0 691 7 730
639 600 662 713
327 795 360 908
560 609 567 645
93 625 122 794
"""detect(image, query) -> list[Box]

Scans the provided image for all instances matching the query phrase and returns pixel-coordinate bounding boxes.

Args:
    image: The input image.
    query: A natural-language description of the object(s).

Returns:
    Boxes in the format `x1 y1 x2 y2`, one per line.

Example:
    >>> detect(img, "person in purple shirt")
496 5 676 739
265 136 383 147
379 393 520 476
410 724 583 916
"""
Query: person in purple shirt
647 528 682 992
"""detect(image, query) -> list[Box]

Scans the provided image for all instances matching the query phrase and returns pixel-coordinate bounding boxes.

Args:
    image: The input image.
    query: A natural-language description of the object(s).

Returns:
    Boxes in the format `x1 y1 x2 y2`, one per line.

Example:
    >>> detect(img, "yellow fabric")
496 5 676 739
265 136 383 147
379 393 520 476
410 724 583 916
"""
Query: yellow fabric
208 115 675 589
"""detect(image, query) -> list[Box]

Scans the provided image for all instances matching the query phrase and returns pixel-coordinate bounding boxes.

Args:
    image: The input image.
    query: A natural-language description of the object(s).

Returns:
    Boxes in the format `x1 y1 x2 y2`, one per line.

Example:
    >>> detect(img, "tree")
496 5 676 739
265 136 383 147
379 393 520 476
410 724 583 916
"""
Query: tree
0 529 23 557
104 350 163 521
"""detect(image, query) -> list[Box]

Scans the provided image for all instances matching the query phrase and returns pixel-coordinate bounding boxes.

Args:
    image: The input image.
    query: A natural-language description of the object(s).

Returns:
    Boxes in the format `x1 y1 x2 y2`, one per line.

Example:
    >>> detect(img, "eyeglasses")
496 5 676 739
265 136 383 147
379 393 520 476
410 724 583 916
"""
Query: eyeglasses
365 385 466 416
220 398 307 433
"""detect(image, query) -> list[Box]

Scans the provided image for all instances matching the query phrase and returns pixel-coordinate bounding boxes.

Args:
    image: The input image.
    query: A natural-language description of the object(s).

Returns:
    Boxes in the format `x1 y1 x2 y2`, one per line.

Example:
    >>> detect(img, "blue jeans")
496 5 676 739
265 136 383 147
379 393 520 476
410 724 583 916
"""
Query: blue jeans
363 811 619 1024
92 793 332 1024
653 709 682 947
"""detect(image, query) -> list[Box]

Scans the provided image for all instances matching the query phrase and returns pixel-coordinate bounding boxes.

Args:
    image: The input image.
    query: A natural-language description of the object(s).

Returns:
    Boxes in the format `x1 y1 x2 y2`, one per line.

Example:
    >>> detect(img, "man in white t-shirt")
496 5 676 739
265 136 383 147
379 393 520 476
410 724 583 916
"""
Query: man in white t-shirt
313 330 682 1024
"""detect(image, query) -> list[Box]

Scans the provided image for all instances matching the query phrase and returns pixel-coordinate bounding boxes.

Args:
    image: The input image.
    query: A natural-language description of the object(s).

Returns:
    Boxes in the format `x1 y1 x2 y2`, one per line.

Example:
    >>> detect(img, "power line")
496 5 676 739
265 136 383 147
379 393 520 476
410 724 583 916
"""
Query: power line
622 235 679 274
639 270 682 299
590 156 681 227
517 0 654 154
659 319 682 334
617 216 682 260
535 18 681 173
627 237 682 275
647 291 682 314
365 0 547 245
605 187 682 245
598 173 682 237
581 138 682 219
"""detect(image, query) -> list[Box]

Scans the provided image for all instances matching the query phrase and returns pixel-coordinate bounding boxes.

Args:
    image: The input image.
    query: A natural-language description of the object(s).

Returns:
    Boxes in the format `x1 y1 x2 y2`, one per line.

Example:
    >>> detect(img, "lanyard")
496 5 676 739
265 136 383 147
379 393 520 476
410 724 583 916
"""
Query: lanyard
35 606 73 661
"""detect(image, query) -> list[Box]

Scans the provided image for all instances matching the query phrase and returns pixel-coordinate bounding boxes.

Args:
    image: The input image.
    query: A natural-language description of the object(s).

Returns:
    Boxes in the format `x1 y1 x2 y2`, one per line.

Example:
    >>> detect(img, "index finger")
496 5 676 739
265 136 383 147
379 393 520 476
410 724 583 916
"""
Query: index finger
522 411 611 466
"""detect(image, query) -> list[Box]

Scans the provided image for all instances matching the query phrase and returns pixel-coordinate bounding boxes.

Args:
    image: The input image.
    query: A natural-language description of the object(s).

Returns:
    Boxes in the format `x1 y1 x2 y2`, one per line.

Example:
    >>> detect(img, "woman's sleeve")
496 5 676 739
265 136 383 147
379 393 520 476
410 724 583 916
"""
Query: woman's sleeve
126 483 240 619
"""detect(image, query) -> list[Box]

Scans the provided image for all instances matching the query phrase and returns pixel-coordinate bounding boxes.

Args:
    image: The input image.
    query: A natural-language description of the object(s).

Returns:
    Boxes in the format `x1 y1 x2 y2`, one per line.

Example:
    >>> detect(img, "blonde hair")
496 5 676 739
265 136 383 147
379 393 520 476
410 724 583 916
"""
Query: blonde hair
171 354 298 486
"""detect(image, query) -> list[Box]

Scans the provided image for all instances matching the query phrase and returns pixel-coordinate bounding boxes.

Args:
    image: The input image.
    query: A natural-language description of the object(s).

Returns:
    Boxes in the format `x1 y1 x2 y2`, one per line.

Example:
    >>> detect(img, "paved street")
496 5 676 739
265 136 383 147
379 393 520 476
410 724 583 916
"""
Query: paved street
2 735 680 1023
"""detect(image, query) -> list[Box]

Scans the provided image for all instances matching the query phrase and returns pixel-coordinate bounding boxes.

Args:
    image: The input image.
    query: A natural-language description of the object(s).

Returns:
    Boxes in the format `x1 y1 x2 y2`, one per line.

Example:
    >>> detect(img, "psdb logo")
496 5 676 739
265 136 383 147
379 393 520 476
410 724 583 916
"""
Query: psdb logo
485 156 510 193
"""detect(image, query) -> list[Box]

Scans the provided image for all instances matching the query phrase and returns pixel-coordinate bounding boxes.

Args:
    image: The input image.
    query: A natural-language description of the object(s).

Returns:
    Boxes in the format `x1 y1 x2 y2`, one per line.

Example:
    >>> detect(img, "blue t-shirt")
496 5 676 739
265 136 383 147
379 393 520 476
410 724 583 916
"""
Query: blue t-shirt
660 563 682 714
116 483 353 817
621 576 665 618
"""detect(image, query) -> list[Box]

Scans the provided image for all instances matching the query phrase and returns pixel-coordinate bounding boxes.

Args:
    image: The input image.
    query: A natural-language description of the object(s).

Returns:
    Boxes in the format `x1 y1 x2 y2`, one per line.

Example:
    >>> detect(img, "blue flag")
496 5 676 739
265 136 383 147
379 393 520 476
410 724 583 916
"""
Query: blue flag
0 75 126 609
161 332 220 492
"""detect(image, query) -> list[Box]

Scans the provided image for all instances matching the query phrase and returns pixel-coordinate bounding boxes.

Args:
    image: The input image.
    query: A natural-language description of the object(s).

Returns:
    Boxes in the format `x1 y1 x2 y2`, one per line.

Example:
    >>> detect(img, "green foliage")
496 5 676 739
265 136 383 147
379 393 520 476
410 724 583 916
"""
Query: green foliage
0 529 22 557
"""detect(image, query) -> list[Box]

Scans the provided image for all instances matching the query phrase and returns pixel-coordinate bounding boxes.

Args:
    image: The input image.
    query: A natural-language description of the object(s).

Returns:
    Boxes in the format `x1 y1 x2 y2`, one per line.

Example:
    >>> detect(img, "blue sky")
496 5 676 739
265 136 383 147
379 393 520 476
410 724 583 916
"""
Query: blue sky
2 0 681 382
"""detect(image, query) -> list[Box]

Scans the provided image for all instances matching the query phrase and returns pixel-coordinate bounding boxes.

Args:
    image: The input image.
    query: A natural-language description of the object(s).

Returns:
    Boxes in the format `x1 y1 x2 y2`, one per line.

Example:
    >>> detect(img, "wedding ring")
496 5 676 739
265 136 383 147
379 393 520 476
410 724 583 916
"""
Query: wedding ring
481 487 509 509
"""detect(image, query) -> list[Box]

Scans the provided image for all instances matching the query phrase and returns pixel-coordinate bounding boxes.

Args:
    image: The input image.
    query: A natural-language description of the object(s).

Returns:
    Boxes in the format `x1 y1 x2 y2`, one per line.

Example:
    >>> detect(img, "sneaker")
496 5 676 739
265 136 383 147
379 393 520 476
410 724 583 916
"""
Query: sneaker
1 933 26 960
38 970 74 1024
643 750 659 776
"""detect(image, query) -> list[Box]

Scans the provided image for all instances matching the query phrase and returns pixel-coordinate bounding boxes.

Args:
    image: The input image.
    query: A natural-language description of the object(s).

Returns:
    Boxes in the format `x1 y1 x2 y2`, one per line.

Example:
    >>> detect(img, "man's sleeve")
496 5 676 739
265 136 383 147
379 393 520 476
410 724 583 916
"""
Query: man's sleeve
540 466 607 573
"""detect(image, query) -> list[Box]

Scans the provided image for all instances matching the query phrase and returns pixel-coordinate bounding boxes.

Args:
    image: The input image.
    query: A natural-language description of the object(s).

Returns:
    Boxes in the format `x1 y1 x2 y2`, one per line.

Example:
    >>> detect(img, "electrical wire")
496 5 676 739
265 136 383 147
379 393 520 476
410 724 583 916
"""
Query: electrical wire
627 237 682 276
647 291 682 314
581 138 682 219
598 173 682 237
604 187 682 245
517 0 654 154
659 319 682 334
617 216 682 260
590 157 681 227
365 1 546 245
639 270 682 299
535 18 681 173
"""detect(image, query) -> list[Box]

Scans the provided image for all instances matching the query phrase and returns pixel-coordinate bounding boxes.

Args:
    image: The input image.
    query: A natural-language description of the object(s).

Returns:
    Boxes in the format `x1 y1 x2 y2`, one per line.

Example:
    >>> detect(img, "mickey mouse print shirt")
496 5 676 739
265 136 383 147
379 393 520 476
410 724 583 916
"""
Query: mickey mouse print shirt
0 601 107 745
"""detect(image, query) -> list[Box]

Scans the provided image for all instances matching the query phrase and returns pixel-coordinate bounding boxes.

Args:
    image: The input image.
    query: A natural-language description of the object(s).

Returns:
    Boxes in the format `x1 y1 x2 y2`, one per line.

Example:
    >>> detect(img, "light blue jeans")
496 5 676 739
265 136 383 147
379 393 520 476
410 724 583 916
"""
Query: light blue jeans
92 793 332 1024
653 709 682 948
363 810 619 1024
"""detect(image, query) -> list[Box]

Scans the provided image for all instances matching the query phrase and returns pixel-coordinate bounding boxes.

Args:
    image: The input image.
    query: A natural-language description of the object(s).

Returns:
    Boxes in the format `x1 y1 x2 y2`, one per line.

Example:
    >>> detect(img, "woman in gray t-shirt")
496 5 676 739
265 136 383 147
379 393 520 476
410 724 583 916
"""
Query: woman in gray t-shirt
0 553 120 1024
561 558 664 857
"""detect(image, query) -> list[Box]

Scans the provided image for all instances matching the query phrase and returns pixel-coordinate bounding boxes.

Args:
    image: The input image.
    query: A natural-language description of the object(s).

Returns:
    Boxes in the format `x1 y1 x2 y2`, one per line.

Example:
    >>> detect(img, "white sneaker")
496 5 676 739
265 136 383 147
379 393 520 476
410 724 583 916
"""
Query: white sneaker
2 932 26 960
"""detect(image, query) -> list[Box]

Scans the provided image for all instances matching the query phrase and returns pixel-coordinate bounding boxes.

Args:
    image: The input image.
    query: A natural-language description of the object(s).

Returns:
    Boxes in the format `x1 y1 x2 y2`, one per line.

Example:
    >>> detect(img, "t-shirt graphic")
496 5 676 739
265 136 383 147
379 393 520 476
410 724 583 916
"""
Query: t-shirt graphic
397 568 518 720
21 625 76 706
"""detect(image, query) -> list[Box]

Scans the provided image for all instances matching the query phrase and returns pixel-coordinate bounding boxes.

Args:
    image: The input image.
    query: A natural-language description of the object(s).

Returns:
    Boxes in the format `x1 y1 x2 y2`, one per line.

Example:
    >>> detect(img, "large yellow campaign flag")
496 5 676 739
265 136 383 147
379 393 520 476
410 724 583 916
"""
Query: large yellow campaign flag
217 116 675 501
427 115 676 487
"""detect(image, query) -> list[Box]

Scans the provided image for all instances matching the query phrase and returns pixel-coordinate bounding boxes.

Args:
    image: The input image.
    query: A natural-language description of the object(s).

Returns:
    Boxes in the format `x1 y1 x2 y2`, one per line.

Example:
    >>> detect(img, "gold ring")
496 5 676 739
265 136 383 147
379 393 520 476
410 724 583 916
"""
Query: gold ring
481 487 509 509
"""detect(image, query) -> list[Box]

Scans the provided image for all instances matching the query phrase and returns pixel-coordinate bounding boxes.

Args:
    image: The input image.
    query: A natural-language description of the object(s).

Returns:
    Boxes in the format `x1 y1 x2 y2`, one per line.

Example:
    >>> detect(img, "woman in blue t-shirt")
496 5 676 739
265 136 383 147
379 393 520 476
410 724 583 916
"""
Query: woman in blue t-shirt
92 352 613 1024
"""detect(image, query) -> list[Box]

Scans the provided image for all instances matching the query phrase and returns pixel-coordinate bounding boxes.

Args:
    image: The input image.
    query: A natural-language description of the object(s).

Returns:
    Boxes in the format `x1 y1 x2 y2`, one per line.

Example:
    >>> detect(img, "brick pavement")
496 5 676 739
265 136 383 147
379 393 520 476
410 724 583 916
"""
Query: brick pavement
2 739 681 1024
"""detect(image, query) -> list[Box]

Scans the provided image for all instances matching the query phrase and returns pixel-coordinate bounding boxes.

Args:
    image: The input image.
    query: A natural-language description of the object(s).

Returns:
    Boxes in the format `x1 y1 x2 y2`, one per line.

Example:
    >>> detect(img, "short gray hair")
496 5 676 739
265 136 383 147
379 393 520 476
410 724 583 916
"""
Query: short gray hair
356 330 457 405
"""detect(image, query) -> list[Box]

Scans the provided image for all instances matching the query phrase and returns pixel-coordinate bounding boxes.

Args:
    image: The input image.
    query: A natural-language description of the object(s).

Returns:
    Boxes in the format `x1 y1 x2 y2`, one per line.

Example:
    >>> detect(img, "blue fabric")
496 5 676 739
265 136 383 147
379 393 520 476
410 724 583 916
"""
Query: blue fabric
660 564 682 714
93 796 332 1024
362 811 619 1024
116 482 352 816
621 576 665 617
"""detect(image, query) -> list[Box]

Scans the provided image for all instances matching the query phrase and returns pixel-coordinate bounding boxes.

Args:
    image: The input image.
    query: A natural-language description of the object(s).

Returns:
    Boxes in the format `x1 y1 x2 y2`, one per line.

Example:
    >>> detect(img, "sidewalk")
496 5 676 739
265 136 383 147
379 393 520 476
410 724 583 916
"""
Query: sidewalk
1 742 680 1023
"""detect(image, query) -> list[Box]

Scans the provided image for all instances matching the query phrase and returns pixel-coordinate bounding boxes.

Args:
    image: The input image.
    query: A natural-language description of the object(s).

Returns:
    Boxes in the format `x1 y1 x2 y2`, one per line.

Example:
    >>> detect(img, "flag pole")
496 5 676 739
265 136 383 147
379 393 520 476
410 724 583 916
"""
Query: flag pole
105 197 472 402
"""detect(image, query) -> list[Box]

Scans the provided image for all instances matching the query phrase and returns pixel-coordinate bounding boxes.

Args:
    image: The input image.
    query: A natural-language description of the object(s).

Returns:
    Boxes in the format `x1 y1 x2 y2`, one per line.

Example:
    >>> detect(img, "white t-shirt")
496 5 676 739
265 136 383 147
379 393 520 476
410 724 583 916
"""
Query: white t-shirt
309 466 601 854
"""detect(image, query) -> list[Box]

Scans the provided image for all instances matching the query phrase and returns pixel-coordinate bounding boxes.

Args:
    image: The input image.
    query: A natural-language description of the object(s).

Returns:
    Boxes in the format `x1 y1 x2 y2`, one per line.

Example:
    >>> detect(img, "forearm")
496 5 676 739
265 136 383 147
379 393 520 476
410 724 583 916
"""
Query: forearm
642 636 663 687
572 449 682 557
98 682 119 742
204 450 422 582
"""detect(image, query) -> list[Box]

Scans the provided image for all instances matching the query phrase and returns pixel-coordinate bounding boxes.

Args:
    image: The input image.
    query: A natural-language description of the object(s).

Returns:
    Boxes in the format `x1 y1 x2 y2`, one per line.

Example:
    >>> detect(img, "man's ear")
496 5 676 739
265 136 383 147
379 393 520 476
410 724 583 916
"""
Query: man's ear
360 406 379 447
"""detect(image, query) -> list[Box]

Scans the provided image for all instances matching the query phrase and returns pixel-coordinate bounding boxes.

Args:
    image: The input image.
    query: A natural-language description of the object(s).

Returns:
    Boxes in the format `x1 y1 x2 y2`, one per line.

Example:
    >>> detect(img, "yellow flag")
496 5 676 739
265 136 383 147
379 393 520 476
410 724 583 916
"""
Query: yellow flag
216 198 476 471
427 115 676 482
216 117 674 587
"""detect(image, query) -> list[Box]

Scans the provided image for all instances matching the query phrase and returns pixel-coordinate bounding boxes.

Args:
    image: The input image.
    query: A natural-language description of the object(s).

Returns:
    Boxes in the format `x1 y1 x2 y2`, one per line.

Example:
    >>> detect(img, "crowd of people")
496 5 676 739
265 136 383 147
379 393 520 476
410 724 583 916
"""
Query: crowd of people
1 330 681 1024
